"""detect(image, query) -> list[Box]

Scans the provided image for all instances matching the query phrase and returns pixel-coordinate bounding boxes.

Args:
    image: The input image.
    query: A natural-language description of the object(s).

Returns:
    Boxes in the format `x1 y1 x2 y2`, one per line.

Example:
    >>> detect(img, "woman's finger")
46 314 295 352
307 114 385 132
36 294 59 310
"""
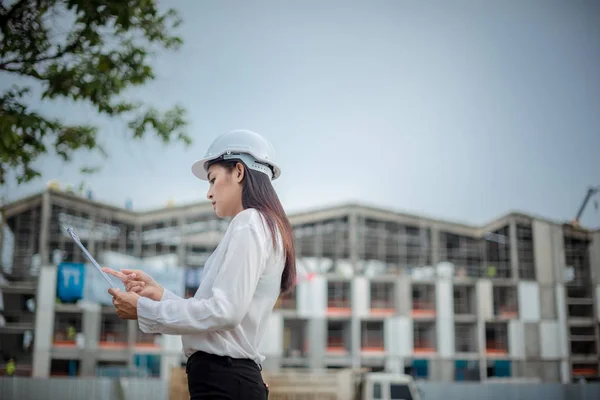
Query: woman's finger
126 281 144 291
102 267 127 281
121 269 142 279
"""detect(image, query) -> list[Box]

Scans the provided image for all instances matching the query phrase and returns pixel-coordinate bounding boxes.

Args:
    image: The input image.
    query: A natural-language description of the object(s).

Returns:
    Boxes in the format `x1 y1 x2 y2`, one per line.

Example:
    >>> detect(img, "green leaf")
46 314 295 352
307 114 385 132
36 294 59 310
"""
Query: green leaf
0 0 191 186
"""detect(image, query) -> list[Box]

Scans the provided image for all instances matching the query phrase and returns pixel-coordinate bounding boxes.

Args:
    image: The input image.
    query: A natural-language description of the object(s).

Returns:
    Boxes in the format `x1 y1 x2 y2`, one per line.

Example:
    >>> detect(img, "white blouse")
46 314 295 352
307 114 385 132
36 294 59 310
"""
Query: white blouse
136 208 285 365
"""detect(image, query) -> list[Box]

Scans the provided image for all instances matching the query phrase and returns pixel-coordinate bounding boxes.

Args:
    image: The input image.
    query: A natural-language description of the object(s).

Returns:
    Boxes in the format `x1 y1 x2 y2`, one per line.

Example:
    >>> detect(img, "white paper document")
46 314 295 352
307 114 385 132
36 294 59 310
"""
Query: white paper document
63 226 118 289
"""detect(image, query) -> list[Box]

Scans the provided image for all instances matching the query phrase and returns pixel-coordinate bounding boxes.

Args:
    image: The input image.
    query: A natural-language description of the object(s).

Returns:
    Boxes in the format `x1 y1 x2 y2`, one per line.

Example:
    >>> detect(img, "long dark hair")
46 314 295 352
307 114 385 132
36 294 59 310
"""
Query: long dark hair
210 159 296 294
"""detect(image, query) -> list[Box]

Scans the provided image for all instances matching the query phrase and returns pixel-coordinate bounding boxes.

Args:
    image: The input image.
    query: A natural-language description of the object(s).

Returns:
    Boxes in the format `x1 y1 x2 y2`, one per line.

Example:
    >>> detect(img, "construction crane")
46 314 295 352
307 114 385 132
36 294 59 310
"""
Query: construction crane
571 185 600 227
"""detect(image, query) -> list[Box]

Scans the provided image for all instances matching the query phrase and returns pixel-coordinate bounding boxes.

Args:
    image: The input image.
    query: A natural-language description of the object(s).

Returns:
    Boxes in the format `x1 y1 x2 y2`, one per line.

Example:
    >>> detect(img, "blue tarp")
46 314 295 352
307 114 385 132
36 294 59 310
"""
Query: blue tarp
56 262 85 303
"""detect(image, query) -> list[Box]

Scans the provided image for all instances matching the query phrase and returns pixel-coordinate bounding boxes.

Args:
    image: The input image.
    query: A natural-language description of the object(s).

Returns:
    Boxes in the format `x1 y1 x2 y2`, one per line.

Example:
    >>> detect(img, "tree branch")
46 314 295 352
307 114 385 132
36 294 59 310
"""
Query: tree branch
0 28 86 70
0 63 43 80
0 0 29 29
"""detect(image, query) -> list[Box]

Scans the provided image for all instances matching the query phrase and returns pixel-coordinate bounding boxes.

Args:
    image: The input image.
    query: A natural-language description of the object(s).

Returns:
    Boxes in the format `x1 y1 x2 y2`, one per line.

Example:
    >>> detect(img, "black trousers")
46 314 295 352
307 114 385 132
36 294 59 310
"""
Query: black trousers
186 350 269 399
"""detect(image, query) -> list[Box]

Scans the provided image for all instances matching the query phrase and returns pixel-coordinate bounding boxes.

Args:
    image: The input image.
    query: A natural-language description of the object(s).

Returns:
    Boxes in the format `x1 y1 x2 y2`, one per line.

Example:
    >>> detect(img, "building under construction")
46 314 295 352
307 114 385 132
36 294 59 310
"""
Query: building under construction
0 188 599 384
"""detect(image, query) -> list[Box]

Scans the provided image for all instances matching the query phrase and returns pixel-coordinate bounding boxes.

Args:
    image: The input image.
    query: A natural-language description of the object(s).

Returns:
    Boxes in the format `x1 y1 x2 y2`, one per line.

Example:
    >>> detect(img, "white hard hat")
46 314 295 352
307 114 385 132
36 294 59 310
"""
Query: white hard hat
191 129 281 181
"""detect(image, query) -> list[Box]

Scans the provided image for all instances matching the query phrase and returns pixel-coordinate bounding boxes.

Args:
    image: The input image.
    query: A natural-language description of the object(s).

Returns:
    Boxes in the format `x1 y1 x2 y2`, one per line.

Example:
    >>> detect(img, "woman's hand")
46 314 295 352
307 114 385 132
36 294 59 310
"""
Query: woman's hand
102 267 164 301
108 288 139 320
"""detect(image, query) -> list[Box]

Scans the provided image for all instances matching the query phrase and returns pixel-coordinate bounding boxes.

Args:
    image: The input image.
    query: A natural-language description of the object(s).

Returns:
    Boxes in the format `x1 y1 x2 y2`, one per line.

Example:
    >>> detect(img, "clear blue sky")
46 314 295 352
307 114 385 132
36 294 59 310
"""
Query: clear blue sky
2 0 599 228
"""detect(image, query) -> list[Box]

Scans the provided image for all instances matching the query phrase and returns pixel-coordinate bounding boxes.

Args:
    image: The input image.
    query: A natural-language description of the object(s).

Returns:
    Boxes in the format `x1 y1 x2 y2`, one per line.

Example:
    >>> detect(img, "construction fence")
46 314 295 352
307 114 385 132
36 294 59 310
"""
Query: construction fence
1 376 600 400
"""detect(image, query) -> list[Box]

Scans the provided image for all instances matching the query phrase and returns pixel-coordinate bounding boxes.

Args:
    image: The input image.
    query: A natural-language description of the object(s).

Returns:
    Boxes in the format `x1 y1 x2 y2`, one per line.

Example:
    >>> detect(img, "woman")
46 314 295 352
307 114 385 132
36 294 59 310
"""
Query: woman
104 129 296 399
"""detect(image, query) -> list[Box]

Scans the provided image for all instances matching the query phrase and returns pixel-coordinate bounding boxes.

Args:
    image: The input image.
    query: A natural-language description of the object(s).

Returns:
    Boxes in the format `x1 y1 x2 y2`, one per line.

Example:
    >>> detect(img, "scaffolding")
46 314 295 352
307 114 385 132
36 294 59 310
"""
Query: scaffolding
327 320 351 354
455 323 478 353
327 281 351 314
370 281 394 314
453 285 475 315
485 323 509 356
411 284 436 317
492 286 518 318
413 321 436 354
361 321 385 352
516 223 536 280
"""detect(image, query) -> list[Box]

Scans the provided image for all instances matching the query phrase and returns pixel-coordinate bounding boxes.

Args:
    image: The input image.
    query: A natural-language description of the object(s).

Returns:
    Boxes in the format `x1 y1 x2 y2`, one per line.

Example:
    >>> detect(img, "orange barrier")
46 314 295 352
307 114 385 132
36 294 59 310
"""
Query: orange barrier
53 340 76 348
327 307 352 316
370 307 395 316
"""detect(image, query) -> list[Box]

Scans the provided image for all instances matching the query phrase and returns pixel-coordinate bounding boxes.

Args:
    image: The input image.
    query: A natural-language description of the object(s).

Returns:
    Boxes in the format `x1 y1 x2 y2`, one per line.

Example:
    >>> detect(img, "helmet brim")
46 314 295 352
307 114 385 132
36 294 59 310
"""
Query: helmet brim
191 156 281 181
191 158 210 181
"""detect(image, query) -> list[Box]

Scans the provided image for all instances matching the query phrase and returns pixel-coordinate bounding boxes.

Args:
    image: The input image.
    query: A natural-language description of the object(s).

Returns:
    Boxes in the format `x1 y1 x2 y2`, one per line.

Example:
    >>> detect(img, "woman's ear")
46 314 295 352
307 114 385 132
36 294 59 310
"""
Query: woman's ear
235 162 245 183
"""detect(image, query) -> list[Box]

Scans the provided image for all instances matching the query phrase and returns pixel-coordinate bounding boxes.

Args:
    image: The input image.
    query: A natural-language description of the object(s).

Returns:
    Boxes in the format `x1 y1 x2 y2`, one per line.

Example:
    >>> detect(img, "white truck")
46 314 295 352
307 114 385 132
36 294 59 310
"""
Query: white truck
358 372 421 400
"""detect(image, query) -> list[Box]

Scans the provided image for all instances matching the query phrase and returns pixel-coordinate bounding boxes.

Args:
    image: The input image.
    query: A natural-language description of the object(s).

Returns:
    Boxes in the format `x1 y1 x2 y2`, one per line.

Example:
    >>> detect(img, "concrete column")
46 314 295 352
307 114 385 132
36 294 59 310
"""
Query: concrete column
38 191 51 264
394 276 411 317
258 313 283 370
177 214 185 266
348 211 359 273
555 284 571 383
32 264 57 377
308 318 326 369
351 317 361 368
377 221 385 262
437 359 455 382
524 322 541 359
550 226 566 285
509 220 519 281
315 223 323 259
430 225 440 266
436 280 454 358
127 319 138 369
81 302 102 375
88 213 96 255
161 334 184 382
352 276 369 317
134 222 142 258
476 280 489 381
589 231 600 285
533 221 555 286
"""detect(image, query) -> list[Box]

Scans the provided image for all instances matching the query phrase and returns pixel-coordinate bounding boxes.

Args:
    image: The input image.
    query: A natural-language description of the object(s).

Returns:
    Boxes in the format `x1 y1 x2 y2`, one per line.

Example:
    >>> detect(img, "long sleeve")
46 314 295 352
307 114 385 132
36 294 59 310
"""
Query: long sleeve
137 225 266 335
160 288 182 301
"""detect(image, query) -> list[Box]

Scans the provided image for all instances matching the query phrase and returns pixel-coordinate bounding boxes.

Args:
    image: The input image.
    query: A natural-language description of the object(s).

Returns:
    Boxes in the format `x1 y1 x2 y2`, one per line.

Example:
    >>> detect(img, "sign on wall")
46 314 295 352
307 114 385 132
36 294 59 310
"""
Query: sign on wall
56 262 85 303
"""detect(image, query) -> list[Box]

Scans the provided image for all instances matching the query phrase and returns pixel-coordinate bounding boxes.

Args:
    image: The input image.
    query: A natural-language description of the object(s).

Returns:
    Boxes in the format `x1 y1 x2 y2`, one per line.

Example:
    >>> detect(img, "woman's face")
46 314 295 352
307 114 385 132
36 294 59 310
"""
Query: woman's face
206 162 244 217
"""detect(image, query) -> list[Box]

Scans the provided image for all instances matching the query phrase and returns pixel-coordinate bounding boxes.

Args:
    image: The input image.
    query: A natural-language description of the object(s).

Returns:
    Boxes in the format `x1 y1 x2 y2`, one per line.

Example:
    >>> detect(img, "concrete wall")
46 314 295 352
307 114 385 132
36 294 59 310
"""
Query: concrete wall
590 231 600 285
555 284 571 383
524 322 540 359
518 361 561 382
550 226 566 284
308 318 326 369
476 280 493 320
80 303 101 375
297 275 326 318
351 276 369 317
597 285 600 322
519 281 541 322
509 320 525 360
394 276 411 317
4 377 600 400
533 221 555 285
540 361 562 382
436 280 454 358
32 265 57 377
540 285 557 319
430 359 455 382
540 320 561 360
384 316 412 358
258 313 283 361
